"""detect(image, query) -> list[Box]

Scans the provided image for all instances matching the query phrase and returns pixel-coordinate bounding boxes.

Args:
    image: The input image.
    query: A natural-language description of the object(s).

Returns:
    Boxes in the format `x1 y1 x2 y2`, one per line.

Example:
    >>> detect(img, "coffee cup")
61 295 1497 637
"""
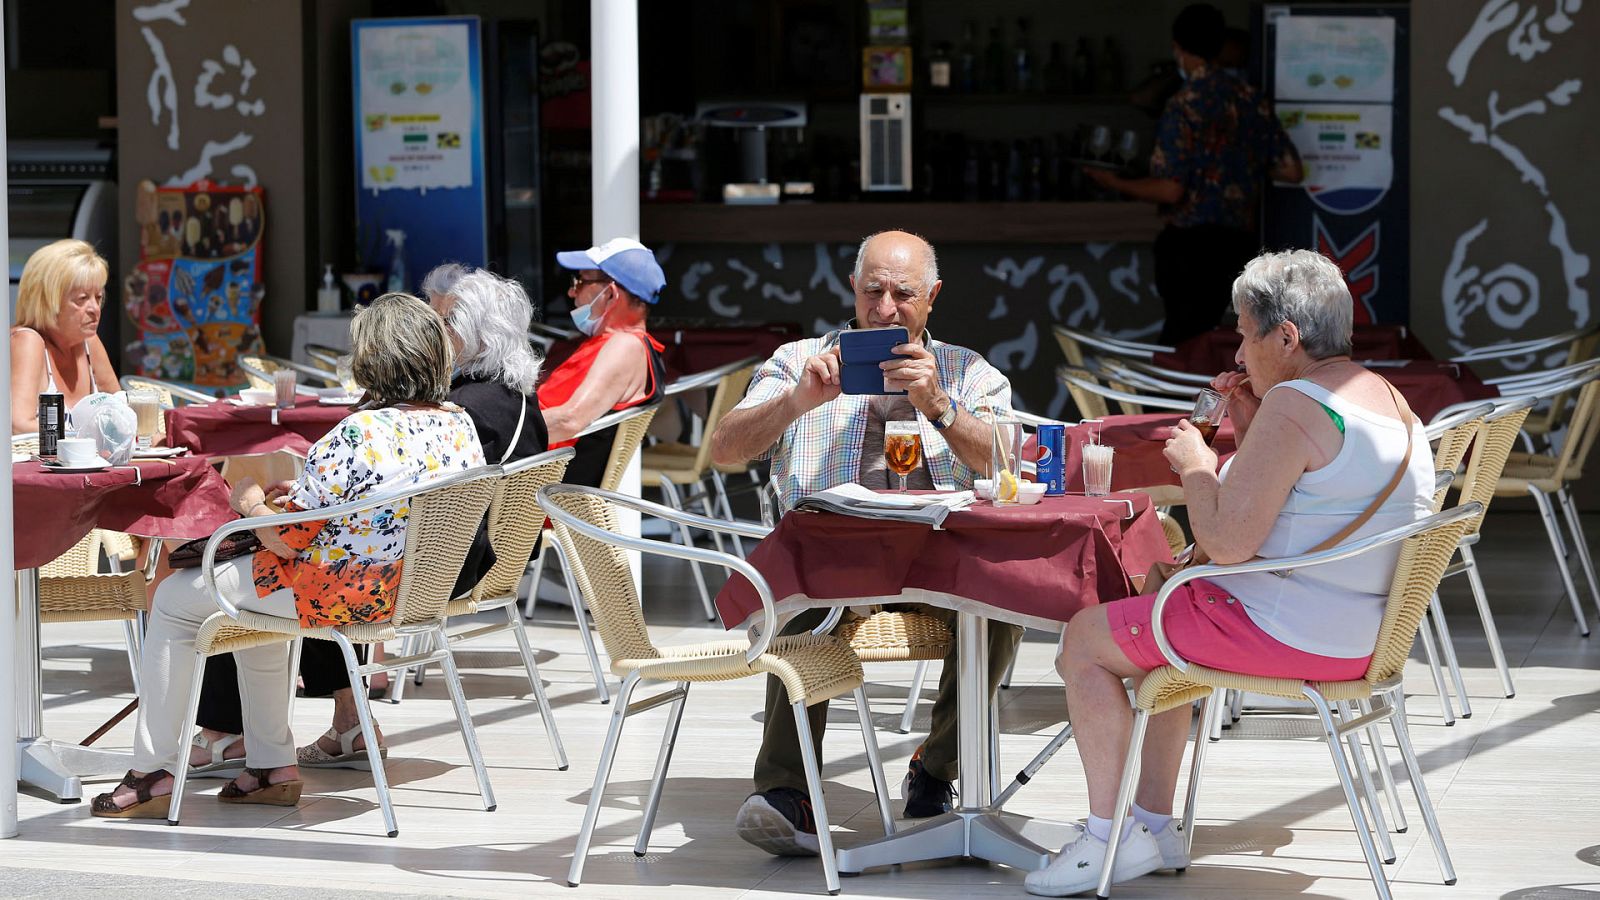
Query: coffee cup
56 437 100 467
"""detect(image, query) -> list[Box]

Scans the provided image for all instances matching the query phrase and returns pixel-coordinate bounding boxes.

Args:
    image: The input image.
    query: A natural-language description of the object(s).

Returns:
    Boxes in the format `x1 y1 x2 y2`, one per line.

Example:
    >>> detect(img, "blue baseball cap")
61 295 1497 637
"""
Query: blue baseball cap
555 237 665 305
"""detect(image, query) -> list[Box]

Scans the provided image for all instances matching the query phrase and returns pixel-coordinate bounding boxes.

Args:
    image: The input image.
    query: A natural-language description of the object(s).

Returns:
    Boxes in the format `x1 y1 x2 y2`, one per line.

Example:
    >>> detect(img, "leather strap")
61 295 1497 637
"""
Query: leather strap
1303 379 1415 554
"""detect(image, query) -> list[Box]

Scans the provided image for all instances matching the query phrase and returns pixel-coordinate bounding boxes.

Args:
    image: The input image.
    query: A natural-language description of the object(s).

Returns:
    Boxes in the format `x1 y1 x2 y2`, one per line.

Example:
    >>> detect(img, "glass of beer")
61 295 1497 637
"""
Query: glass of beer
1190 388 1228 445
884 420 923 492
126 388 162 450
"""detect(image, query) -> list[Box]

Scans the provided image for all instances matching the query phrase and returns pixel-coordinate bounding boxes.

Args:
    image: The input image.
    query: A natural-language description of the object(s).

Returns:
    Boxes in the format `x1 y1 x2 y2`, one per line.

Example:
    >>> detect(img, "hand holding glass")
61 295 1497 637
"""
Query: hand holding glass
1189 388 1228 444
884 421 923 492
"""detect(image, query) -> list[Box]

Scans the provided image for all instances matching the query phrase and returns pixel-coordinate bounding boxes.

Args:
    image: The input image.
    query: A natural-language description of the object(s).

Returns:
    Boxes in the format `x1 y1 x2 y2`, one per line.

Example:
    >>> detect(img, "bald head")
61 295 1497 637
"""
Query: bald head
849 230 942 340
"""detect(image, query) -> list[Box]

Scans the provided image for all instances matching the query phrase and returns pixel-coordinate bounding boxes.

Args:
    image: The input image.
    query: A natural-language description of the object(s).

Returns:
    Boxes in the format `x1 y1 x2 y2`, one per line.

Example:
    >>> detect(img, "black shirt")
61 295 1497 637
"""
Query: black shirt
448 374 549 598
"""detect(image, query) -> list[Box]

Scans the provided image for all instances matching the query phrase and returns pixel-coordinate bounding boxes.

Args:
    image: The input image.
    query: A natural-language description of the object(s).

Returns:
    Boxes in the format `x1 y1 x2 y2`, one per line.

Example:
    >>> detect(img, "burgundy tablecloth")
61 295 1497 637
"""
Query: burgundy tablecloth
165 396 353 457
714 492 1174 632
1063 414 1238 493
13 456 234 568
1153 324 1433 375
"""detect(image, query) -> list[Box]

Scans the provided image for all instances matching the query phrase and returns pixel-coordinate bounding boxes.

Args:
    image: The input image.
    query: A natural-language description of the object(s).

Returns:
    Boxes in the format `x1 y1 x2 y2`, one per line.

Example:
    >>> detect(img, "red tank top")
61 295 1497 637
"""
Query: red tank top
539 330 665 447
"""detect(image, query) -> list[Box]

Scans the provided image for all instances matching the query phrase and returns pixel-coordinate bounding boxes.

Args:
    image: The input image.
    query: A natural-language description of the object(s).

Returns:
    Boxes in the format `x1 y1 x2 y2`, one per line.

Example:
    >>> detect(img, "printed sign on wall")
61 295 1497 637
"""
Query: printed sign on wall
1276 103 1393 214
1274 15 1396 103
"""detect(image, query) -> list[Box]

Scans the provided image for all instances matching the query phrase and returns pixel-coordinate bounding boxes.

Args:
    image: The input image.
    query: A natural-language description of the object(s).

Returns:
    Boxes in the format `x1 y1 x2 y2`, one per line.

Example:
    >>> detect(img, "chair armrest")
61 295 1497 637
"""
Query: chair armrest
1147 502 1482 673
200 464 503 619
663 356 762 397
539 483 779 665
575 402 661 439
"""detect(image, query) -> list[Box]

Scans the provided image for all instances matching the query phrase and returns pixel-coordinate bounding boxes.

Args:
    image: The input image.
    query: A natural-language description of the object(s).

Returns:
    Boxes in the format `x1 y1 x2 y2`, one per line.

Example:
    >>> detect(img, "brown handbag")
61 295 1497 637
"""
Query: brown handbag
1140 381 1415 596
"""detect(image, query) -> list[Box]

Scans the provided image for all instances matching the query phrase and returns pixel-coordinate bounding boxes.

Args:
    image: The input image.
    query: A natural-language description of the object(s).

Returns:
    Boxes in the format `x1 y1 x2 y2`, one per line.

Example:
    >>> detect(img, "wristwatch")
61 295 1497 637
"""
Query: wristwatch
930 398 959 430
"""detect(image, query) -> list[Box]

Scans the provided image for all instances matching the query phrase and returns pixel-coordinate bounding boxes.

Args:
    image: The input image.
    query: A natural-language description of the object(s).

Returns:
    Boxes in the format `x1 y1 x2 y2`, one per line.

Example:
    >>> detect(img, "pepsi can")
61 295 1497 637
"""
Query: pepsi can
1037 423 1066 495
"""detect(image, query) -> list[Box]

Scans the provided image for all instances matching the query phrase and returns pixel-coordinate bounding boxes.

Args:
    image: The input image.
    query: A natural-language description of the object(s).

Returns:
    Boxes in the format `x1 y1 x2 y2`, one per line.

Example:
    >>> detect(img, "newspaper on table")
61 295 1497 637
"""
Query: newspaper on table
793 482 975 529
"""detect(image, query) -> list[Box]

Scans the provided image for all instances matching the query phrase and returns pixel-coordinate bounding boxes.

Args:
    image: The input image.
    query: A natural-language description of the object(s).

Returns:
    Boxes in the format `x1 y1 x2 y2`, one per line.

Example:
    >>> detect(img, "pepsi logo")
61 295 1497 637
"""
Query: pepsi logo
1037 445 1052 466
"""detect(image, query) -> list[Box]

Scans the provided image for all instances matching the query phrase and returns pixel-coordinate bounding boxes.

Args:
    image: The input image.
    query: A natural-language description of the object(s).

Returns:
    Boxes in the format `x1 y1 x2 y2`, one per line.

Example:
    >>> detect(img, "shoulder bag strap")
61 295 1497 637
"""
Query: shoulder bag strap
500 394 528 465
1304 379 1415 553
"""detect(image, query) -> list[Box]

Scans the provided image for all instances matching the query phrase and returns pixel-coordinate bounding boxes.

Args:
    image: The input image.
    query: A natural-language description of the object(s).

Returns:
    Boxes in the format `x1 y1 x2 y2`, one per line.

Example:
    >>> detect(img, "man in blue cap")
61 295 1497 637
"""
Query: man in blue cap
540 237 668 487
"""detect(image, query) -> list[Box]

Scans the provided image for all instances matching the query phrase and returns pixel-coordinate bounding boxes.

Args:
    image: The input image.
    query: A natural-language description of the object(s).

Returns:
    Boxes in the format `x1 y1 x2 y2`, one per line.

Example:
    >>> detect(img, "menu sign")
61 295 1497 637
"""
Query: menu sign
356 20 478 192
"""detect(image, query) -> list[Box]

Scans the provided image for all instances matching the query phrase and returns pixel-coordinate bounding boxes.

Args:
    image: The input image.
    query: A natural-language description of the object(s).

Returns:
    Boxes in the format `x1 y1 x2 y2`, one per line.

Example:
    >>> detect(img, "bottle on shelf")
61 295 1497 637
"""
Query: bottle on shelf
1071 37 1094 95
929 42 952 92
1044 41 1071 94
958 21 978 93
1012 18 1033 93
983 21 1007 93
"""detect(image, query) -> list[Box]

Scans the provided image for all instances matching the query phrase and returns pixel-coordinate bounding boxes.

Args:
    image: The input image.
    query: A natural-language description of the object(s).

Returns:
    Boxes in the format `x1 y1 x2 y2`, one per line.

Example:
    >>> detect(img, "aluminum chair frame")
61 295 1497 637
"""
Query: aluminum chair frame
1058 366 1194 414
166 465 502 837
1095 503 1480 900
120 374 216 405
1053 323 1169 365
237 354 340 394
543 483 894 895
1449 325 1598 363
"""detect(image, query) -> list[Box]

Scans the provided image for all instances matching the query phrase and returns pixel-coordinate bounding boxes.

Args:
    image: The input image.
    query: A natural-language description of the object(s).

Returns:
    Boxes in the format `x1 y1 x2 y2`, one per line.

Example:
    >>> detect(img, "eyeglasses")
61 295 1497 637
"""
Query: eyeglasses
570 274 613 291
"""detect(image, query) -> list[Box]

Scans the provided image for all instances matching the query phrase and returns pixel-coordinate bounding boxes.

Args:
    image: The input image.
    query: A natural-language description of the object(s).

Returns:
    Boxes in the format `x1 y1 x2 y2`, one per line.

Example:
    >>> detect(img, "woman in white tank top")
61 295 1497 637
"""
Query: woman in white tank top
10 239 119 433
1029 249 1436 896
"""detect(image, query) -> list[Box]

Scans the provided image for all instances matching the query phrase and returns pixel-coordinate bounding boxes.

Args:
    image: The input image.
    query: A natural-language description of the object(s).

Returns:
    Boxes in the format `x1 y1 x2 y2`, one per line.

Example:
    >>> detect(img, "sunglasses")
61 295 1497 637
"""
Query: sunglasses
570 274 613 290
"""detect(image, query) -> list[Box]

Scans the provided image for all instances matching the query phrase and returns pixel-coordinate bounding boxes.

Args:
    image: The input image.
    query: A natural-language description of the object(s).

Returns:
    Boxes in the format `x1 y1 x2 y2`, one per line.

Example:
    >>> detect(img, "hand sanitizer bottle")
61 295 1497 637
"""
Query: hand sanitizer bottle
384 229 408 293
317 264 341 312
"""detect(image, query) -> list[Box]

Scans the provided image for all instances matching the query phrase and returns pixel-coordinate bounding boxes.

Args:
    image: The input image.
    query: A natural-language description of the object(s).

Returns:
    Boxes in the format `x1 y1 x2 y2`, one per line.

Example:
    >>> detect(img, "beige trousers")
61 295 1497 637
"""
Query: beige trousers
131 558 299 772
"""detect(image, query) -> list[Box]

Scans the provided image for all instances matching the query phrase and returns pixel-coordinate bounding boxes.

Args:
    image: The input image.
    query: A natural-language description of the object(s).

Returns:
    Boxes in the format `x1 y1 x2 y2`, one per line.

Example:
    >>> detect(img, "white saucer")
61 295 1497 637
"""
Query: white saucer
42 458 112 473
132 446 188 458
318 394 362 406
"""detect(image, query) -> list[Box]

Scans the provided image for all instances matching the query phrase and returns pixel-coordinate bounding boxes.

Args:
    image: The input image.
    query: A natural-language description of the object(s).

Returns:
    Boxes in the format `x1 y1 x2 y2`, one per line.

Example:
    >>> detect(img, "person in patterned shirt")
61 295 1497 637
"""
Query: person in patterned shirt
93 293 486 820
710 229 1023 856
1085 3 1303 346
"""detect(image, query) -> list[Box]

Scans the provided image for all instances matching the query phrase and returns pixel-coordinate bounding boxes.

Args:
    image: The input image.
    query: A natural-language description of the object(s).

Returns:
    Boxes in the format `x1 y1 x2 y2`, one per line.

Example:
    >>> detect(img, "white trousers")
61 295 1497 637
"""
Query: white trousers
131 559 299 772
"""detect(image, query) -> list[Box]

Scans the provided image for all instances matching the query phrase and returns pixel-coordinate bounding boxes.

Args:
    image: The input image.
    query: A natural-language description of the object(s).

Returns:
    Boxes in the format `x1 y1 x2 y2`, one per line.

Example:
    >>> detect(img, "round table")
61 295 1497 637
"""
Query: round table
165 396 353 457
714 492 1173 874
12 455 235 801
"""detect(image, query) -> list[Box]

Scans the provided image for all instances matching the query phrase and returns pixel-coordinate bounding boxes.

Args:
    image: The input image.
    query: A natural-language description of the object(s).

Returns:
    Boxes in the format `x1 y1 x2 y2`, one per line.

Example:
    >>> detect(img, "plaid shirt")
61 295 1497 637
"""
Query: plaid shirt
737 329 1013 510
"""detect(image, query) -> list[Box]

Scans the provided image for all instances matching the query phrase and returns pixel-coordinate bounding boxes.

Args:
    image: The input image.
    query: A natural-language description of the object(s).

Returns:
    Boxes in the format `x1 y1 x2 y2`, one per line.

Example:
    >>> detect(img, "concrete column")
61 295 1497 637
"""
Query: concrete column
591 0 644 590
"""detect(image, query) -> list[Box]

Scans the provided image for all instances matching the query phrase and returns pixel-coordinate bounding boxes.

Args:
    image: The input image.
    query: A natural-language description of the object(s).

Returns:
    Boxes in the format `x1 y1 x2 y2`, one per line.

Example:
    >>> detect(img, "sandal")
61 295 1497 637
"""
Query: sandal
91 769 172 819
296 725 387 770
189 731 247 778
218 767 303 806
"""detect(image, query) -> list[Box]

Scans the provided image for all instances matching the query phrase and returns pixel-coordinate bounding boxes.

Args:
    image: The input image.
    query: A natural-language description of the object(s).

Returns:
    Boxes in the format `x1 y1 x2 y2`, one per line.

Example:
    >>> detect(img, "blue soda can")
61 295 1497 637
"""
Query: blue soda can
1037 424 1066 495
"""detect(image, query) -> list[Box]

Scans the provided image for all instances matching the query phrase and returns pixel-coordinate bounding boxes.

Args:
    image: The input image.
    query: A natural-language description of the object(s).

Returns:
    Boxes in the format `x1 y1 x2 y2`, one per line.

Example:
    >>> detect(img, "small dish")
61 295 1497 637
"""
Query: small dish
1015 482 1047 505
974 478 995 501
42 458 112 473
237 388 275 406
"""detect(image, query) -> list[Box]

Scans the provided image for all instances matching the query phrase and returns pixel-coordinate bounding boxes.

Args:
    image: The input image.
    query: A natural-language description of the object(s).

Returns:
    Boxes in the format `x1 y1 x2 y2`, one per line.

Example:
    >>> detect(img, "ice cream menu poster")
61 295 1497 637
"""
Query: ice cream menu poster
356 19 477 192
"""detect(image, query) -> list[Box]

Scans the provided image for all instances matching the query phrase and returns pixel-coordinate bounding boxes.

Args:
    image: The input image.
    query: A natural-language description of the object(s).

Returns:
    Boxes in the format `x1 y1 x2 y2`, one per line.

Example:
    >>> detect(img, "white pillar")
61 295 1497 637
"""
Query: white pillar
590 0 644 591
1 19 19 838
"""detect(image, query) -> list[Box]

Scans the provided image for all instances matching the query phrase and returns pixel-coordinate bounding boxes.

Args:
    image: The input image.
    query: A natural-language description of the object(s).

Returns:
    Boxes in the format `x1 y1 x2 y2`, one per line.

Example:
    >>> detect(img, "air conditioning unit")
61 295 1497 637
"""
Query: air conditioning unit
860 93 912 192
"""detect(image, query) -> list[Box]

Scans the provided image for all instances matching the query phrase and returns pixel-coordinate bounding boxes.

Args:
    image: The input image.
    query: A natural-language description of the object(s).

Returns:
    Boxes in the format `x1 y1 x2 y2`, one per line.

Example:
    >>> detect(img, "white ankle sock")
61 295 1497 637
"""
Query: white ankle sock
1132 803 1172 835
1085 814 1139 843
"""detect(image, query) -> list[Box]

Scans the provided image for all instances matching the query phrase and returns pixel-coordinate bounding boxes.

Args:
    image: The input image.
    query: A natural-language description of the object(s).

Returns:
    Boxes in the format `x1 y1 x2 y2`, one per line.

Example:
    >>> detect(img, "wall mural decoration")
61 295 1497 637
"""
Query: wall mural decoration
652 241 1160 420
1421 0 1590 367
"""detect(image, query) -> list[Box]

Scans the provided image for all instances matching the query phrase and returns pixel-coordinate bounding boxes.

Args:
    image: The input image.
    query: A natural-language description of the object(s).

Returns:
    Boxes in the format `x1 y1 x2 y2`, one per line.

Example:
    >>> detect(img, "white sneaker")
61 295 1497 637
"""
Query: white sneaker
1024 825 1162 897
1057 820 1190 871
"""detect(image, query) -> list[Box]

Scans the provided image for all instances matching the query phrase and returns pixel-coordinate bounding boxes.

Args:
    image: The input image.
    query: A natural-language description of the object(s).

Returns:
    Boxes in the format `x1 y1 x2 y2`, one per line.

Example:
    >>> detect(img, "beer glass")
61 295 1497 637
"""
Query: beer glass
273 368 299 410
884 421 923 492
1190 388 1227 444
127 389 162 450
335 354 359 395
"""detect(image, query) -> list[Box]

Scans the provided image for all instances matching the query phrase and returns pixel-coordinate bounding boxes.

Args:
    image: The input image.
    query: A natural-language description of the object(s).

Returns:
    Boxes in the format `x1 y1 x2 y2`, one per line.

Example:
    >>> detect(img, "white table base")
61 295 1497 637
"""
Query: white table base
836 612 1052 875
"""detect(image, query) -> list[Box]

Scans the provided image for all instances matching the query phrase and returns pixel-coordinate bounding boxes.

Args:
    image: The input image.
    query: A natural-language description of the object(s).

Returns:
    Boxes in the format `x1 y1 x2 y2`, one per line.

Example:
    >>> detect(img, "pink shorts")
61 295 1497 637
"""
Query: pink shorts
1107 578 1372 681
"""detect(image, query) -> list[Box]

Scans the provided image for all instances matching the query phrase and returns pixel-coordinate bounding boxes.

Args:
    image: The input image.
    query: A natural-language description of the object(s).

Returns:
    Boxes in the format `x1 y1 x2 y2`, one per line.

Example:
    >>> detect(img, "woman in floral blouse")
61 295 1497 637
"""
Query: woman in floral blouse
93 293 486 818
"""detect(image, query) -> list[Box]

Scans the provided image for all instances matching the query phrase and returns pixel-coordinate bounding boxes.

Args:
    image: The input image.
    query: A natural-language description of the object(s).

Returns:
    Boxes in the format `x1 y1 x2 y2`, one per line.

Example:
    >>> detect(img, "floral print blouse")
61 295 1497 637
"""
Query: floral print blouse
253 404 485 627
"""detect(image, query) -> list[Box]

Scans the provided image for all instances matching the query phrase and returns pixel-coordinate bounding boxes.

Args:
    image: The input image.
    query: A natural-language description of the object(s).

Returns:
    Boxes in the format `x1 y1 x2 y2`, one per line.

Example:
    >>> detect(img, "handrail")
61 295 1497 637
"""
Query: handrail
200 464 504 620
1148 503 1482 672
663 355 762 397
538 483 777 665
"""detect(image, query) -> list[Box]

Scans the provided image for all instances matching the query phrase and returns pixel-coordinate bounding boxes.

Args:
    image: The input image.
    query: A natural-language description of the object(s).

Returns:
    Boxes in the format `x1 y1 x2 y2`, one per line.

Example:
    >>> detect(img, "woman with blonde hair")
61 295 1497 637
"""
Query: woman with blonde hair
9 238 118 433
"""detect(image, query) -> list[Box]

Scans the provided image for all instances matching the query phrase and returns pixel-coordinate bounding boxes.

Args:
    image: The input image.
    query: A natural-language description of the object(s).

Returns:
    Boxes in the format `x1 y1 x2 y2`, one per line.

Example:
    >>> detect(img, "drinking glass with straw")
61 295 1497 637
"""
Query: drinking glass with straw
1082 419 1114 497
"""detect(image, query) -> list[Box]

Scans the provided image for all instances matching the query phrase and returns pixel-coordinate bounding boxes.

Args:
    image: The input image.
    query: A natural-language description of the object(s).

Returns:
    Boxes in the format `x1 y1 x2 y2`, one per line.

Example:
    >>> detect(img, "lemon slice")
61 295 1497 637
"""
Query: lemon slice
998 469 1019 502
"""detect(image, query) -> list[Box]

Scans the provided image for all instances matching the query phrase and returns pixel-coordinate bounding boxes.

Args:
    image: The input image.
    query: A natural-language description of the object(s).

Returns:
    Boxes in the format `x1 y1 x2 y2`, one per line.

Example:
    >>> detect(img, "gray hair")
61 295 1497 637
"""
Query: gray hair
350 292 452 407
419 261 471 300
1230 249 1353 359
444 270 543 395
852 231 940 293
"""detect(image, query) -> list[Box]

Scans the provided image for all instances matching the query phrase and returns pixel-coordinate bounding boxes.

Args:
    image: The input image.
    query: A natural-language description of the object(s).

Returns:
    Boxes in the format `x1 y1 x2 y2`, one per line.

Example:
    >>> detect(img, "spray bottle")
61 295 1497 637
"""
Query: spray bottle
384 229 408 293
317 264 341 312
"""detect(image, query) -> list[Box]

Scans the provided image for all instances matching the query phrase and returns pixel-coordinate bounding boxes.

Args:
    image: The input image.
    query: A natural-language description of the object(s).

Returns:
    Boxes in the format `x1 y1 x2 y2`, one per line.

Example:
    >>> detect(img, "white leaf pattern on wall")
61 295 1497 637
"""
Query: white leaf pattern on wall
988 321 1037 372
1443 218 1542 336
132 0 190 26
140 26 181 151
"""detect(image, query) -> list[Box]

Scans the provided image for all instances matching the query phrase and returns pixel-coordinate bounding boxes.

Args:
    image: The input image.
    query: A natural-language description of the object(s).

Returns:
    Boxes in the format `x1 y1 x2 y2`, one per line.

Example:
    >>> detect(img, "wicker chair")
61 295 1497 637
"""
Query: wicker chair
303 343 346 374
414 448 576 769
1092 504 1481 899
165 464 502 837
520 402 661 704
641 358 760 620
1494 370 1600 635
541 483 894 895
39 530 149 694
120 374 216 407
237 353 339 392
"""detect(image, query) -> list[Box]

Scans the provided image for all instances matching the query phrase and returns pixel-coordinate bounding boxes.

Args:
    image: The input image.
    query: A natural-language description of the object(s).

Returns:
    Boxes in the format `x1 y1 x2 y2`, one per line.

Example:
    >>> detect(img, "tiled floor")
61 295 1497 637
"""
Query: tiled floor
5 510 1600 899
